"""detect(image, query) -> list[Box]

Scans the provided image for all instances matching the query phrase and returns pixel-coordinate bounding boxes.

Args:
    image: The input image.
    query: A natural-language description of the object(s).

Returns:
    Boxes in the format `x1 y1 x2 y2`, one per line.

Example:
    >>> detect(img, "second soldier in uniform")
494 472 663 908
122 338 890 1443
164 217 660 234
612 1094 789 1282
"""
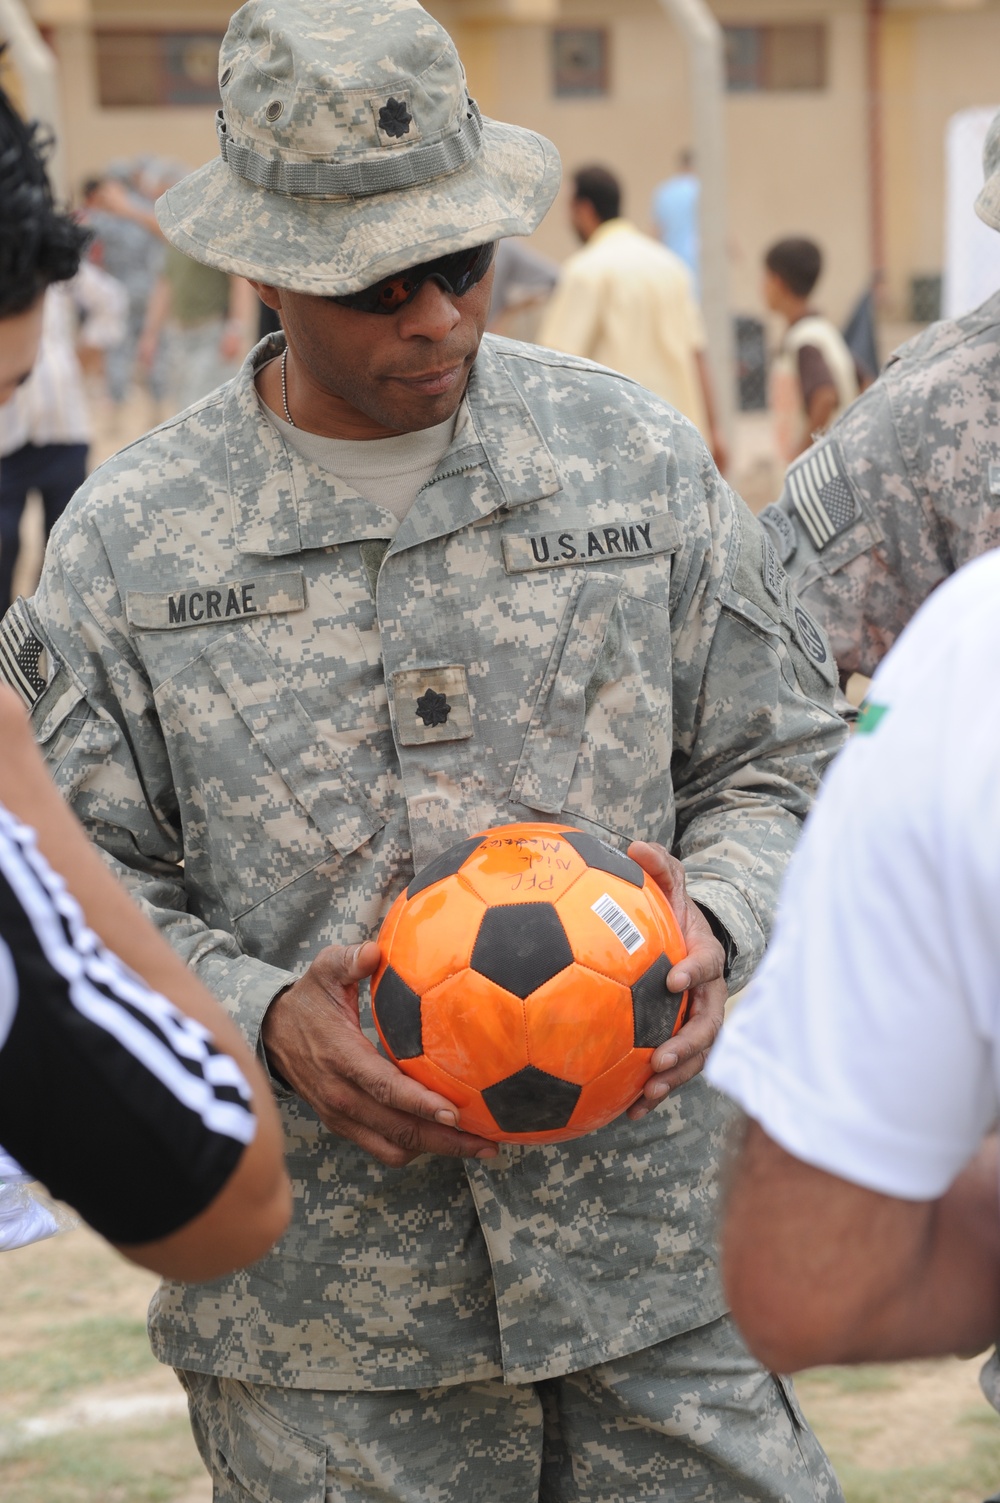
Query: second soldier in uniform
762 107 1000 686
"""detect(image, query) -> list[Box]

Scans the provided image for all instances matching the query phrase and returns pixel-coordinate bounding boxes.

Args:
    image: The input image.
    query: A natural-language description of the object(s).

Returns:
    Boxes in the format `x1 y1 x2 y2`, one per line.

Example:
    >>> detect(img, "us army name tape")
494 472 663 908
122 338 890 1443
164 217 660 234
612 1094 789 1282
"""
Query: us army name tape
502 514 679 573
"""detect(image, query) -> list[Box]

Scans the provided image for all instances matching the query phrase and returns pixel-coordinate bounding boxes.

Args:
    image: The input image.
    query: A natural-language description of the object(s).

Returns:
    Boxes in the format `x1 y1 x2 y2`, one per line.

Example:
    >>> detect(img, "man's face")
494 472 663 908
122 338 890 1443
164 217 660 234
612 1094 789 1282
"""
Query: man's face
255 264 494 440
0 297 44 407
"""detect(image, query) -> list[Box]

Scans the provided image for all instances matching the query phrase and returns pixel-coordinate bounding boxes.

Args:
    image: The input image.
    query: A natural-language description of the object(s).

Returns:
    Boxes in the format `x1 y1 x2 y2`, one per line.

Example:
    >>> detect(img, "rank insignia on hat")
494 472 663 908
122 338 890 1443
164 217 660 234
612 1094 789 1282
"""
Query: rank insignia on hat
0 602 49 708
378 98 412 138
784 442 860 552
416 688 451 727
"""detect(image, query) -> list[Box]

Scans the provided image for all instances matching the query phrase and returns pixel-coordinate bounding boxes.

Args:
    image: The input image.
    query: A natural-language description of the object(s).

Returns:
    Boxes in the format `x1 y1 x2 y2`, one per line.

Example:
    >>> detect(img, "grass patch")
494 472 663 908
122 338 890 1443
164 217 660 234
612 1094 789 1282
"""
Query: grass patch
0 1418 204 1503
798 1364 904 1397
0 1317 158 1411
832 1423 1000 1503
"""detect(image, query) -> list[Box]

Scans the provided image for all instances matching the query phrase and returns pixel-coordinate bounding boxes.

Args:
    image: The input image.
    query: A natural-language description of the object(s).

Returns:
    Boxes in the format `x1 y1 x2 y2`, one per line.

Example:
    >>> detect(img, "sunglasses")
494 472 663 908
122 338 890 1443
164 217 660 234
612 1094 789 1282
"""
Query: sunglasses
331 241 497 315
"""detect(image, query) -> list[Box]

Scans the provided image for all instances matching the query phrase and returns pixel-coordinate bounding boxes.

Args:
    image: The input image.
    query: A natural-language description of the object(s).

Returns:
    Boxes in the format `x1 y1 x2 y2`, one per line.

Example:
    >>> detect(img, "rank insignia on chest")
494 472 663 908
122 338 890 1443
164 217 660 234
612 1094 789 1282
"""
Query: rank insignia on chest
784 442 861 552
393 667 473 745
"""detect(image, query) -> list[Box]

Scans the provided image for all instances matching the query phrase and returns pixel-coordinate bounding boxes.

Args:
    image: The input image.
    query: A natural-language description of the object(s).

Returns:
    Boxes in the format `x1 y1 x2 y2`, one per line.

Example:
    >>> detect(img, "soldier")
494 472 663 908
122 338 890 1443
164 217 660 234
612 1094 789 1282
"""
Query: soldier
0 1 847 1497
759 108 1000 686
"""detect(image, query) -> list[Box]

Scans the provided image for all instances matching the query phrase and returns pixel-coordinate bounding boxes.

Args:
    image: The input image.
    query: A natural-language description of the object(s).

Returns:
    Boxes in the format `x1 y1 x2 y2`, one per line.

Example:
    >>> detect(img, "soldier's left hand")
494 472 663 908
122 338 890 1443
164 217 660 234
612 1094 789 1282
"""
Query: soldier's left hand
625 840 727 1119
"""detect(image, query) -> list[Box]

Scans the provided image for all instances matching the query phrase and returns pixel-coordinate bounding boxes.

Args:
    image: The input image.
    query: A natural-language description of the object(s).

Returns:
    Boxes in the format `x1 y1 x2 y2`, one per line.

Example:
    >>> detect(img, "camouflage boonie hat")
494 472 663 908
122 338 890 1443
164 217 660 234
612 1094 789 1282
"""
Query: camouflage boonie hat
975 107 1000 232
156 0 561 295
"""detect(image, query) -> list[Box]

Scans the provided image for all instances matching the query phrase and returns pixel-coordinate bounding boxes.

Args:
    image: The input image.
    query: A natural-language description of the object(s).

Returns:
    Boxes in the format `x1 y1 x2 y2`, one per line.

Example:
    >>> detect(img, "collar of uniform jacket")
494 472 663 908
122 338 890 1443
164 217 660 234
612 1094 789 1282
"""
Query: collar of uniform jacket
227 335 562 557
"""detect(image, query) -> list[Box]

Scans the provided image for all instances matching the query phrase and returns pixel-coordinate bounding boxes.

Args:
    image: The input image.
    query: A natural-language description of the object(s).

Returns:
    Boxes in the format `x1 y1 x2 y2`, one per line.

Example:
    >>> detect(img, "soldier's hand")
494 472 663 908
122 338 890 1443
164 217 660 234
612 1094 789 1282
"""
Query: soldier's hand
261 943 498 1168
625 841 727 1119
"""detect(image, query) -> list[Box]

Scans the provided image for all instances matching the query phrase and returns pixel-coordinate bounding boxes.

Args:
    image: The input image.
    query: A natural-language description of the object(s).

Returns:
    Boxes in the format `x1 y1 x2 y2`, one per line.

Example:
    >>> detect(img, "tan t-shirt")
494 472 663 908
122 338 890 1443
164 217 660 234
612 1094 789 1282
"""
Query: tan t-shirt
260 388 467 523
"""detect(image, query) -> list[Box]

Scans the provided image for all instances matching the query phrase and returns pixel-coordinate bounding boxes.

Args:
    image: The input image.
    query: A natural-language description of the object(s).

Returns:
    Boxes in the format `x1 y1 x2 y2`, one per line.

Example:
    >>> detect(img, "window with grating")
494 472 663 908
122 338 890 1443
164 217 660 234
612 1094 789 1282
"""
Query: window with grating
95 32 224 108
724 25 827 92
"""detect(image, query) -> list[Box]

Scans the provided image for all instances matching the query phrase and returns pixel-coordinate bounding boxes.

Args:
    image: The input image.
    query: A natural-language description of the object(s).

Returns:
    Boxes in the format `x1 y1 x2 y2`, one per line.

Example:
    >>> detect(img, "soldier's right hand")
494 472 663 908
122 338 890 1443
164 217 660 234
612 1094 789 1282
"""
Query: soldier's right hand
260 943 499 1167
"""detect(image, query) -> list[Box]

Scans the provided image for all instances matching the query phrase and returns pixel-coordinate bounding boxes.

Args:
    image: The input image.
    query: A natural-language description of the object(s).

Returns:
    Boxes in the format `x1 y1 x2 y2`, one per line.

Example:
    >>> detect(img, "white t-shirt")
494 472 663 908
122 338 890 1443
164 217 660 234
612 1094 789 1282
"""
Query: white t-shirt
706 549 1000 1201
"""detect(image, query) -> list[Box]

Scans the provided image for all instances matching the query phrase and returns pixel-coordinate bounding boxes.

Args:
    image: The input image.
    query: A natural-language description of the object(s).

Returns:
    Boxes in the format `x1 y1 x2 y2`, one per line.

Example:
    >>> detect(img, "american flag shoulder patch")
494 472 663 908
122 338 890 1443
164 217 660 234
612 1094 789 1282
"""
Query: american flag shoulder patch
785 441 861 552
0 601 50 709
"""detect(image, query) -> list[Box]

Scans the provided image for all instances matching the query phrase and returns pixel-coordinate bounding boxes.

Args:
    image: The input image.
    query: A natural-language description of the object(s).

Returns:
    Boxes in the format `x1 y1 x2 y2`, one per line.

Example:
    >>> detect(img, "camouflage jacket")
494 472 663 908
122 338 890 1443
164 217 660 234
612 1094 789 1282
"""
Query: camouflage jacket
762 289 1000 679
4 335 845 1389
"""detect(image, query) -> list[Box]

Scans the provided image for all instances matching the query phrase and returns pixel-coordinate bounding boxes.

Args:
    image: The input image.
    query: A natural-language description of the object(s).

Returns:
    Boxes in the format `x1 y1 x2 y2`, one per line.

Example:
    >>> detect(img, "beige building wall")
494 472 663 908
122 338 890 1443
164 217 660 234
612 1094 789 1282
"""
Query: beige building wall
446 0 872 327
26 0 231 189
12 0 1000 330
882 2 1000 318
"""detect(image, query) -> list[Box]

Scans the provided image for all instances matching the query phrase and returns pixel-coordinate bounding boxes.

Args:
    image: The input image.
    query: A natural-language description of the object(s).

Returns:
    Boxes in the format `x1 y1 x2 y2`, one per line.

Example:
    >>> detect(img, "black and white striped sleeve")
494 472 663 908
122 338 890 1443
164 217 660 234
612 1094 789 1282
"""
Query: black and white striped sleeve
0 803 256 1245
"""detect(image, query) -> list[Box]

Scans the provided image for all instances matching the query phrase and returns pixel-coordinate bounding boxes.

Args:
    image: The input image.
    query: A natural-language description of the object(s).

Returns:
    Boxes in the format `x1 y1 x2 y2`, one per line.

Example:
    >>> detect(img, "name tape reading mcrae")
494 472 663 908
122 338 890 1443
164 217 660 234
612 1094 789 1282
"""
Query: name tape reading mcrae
125 572 307 631
502 514 680 574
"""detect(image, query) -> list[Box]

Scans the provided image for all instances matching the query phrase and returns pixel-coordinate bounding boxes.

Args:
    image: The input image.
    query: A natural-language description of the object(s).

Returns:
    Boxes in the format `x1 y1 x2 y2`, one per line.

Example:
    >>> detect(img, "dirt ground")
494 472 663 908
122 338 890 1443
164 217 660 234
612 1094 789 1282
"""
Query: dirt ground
0 1224 998 1503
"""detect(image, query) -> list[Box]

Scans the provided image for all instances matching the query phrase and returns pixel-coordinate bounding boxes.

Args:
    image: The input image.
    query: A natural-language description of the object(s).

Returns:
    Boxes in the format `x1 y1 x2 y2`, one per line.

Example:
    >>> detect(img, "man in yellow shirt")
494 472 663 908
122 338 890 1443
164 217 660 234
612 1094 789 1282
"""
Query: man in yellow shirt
539 166 726 469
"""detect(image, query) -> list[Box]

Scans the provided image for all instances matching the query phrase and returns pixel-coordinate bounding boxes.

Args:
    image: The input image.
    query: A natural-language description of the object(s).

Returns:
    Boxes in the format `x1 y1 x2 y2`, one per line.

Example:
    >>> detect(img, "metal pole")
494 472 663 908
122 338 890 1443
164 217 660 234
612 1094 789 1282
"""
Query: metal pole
654 0 735 459
0 0 66 197
866 0 885 289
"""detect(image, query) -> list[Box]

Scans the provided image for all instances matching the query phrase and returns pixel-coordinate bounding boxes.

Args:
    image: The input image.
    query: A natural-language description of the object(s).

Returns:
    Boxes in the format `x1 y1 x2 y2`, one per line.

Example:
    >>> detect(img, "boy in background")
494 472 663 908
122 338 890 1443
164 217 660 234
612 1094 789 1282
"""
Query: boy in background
764 237 859 462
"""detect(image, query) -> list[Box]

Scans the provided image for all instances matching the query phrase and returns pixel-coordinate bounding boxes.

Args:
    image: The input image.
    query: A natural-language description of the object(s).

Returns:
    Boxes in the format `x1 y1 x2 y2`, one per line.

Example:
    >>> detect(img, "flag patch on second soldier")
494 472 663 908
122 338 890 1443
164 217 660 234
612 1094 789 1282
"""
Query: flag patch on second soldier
0 601 49 708
784 442 860 552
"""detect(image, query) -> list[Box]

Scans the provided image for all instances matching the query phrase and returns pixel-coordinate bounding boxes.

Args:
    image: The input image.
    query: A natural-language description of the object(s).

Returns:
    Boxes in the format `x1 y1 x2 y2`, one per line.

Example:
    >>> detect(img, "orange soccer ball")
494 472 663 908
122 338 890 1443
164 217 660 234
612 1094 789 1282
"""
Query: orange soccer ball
371 822 689 1144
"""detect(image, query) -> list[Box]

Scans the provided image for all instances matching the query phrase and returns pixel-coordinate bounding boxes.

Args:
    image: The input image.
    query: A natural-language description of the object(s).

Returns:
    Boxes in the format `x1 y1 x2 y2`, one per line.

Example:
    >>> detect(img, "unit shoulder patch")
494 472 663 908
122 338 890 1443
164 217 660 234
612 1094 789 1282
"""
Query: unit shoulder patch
784 441 861 552
758 503 798 565
792 603 829 664
761 535 787 607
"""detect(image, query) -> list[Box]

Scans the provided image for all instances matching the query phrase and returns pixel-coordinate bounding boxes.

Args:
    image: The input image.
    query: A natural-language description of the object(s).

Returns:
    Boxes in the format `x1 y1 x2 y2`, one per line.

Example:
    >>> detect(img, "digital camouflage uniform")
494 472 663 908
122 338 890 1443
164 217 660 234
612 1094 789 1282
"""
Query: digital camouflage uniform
1 331 846 1498
762 108 1000 682
0 0 850 1496
760 289 1000 680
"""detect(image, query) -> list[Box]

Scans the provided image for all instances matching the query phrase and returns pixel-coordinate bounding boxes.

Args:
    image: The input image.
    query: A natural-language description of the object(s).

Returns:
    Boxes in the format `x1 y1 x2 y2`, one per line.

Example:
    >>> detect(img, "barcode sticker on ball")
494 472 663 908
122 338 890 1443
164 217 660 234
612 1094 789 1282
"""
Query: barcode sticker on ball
591 893 645 954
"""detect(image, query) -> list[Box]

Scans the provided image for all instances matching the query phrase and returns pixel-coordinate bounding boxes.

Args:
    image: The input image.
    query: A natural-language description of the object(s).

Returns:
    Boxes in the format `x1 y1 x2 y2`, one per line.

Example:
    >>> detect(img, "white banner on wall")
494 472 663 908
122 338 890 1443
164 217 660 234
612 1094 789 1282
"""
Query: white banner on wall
943 106 1000 320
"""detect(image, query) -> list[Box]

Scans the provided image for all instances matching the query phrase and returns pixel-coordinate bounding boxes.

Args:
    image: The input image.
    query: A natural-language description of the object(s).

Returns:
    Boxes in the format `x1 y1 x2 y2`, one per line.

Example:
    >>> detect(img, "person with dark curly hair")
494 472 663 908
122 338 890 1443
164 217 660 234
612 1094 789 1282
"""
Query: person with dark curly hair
0 83 126 607
0 80 291 1278
0 83 88 402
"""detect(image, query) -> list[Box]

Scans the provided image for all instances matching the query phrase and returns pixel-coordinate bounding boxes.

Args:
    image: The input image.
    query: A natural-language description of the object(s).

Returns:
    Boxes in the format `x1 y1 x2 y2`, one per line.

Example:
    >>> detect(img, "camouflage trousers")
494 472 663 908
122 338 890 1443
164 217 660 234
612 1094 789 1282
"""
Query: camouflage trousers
177 1314 842 1503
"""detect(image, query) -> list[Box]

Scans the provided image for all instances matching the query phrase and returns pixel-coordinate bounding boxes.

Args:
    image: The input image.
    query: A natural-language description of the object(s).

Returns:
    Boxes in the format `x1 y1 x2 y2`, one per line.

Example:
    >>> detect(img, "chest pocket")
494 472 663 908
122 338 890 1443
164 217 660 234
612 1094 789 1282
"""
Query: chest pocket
158 631 383 921
510 574 674 845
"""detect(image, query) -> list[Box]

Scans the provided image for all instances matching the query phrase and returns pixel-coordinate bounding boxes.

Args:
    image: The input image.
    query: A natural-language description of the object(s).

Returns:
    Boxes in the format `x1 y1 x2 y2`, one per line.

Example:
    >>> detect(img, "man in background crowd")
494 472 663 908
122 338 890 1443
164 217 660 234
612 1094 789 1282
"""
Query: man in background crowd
652 148 700 289
759 107 1000 685
539 165 727 470
763 237 859 465
486 236 558 333
138 242 255 412
81 165 168 420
